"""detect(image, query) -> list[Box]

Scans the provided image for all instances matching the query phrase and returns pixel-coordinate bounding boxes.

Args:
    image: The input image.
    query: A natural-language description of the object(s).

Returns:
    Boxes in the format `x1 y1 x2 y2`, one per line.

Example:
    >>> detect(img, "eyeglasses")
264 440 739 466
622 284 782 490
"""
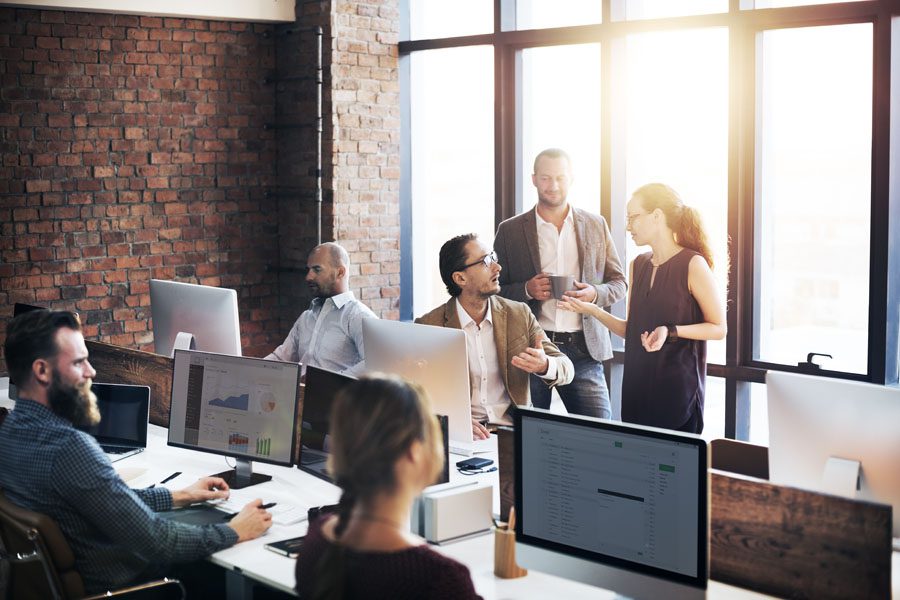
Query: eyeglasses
626 212 651 226
460 251 498 270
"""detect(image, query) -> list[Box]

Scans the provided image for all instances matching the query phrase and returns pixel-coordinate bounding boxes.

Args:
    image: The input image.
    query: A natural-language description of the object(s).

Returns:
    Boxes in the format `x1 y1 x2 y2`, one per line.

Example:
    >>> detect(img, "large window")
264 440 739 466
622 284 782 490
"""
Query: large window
519 44 602 214
402 1 899 440
408 46 495 316
754 24 872 375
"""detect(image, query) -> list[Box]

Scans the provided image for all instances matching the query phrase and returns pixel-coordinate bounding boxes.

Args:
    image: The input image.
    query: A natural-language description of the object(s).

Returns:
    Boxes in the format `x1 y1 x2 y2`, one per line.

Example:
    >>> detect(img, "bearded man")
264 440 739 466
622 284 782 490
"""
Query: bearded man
0 310 272 595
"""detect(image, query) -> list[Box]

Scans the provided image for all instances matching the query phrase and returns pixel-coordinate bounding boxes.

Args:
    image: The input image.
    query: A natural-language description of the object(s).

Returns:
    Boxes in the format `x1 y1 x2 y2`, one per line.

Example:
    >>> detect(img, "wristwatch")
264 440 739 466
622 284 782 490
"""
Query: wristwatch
666 324 678 343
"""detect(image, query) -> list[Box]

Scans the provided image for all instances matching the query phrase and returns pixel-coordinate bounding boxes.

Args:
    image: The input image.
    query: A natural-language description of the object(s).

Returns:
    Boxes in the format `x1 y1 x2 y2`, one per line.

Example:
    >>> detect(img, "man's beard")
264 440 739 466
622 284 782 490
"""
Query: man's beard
48 373 100 428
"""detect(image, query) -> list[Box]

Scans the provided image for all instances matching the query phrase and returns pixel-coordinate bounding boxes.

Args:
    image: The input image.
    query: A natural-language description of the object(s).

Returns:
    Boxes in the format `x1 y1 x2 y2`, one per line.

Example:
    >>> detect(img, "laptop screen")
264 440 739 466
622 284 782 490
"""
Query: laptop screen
79 383 150 448
299 367 450 485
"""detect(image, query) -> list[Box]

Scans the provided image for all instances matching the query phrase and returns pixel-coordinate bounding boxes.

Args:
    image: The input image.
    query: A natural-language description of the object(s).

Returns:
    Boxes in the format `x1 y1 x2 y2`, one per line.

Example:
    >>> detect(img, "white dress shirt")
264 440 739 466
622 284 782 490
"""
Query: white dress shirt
456 300 557 426
265 291 376 376
535 206 582 333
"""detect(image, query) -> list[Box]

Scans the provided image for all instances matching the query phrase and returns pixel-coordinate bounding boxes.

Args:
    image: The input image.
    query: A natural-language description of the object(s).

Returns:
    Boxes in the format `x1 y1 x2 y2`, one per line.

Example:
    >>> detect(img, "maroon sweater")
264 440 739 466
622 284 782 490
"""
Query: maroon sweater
296 517 483 600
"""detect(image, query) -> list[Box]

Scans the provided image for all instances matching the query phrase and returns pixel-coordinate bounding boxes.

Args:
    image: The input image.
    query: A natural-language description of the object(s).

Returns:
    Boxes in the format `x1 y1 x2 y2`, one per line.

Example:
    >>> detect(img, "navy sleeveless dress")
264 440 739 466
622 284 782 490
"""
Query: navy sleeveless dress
622 249 706 433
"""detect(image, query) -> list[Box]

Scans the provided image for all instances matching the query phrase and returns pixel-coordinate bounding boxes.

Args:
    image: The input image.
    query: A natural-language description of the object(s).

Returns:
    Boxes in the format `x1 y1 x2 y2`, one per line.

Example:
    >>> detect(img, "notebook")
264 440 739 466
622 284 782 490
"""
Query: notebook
79 383 150 463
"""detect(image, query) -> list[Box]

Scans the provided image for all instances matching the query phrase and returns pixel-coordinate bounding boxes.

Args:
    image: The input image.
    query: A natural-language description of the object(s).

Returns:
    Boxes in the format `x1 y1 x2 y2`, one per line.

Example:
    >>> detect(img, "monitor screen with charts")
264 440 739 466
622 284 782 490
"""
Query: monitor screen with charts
79 382 150 461
168 350 301 488
767 371 900 538
514 408 708 600
300 365 450 485
150 279 242 357
363 319 477 454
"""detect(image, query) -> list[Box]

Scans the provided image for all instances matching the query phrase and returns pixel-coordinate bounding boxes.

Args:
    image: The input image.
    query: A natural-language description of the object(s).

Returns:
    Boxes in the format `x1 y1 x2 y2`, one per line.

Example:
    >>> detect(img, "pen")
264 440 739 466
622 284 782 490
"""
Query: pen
224 502 277 520
149 471 182 488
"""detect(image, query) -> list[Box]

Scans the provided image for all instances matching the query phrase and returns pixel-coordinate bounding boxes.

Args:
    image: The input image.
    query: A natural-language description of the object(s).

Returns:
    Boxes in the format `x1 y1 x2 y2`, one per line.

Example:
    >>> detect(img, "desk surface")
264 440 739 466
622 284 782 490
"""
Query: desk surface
1 381 897 599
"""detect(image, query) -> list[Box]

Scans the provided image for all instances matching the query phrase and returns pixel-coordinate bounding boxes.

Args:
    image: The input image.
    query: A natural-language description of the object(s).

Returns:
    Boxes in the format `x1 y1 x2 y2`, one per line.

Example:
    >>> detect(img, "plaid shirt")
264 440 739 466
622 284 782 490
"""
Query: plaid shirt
0 399 238 594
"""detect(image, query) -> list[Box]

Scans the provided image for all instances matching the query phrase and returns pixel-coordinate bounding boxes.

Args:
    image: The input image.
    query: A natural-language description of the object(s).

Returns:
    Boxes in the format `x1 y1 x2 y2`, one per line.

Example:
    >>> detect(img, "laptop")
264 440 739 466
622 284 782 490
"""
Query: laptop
299 365 450 485
79 383 150 462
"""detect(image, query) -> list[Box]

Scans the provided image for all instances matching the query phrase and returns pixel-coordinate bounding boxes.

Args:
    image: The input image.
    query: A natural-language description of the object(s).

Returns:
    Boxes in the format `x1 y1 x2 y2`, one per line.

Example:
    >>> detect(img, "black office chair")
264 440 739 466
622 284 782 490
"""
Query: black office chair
0 490 184 600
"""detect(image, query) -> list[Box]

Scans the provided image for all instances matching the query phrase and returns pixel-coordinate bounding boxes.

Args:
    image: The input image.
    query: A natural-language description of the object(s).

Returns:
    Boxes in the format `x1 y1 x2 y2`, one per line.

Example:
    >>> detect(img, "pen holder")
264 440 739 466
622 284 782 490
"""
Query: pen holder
493 526 527 579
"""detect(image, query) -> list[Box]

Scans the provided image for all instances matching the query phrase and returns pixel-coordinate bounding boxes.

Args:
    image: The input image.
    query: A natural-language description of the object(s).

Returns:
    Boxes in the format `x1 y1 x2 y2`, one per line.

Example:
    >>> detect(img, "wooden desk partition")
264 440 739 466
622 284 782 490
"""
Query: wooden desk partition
496 426 515 522
710 469 892 600
85 341 173 427
709 438 769 480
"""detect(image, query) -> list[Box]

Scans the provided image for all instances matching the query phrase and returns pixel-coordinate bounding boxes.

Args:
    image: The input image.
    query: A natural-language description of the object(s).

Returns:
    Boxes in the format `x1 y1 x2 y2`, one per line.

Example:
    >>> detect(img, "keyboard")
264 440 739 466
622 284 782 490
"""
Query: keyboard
102 445 142 454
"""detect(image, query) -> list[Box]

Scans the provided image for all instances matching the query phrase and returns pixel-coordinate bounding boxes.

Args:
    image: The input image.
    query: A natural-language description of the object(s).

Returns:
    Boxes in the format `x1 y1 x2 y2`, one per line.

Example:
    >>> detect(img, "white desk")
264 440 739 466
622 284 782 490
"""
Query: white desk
1 380 897 599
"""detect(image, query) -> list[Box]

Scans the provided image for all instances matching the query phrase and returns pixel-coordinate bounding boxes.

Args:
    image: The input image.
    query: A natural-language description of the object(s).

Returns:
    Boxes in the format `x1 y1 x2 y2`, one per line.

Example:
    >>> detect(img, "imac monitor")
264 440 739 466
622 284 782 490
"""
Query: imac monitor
78 383 150 462
300 365 450 485
363 319 476 454
149 279 242 357
168 349 301 489
514 408 709 600
767 371 900 537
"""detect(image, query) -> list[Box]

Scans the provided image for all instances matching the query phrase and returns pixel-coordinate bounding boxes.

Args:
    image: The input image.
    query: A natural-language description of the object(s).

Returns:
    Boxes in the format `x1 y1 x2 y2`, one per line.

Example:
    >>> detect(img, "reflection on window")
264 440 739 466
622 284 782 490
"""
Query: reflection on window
410 47 495 316
513 0 602 30
408 0 492 40
617 0 727 21
755 24 871 374
519 44 601 214
623 28 729 364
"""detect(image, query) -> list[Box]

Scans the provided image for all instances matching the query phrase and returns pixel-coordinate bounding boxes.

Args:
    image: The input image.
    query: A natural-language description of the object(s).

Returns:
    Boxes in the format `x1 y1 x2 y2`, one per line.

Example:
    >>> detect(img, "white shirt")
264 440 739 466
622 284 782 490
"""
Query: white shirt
535 206 582 333
455 300 558 426
265 291 376 376
456 300 513 426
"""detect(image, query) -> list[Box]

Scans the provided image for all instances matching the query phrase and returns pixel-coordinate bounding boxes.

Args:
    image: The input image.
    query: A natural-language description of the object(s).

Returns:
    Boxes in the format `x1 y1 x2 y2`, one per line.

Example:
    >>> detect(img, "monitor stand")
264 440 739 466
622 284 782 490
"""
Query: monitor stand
821 456 860 498
171 331 197 357
212 458 271 490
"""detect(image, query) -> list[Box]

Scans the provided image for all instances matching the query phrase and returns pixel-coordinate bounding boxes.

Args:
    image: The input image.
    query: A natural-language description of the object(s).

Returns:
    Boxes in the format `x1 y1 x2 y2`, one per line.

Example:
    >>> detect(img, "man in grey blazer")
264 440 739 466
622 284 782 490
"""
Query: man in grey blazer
494 148 626 418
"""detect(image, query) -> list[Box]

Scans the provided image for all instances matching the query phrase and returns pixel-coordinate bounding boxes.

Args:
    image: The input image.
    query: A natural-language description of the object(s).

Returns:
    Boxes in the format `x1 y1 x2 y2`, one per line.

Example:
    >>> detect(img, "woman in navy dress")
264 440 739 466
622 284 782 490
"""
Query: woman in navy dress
560 183 725 433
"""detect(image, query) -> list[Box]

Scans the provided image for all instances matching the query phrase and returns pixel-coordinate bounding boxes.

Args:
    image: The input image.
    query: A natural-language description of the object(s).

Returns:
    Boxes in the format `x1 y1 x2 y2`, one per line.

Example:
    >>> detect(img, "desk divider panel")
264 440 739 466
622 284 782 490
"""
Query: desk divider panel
709 469 892 600
85 341 173 427
496 426 514 522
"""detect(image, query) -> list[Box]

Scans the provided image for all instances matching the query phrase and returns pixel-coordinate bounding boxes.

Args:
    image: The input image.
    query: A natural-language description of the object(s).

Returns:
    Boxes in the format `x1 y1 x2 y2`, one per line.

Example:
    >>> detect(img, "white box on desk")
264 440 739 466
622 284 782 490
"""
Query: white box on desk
412 480 493 544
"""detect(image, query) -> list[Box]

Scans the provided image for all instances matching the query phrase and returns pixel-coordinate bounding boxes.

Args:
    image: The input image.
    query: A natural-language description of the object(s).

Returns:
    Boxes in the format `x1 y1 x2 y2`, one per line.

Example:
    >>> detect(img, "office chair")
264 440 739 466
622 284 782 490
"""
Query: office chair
0 490 184 600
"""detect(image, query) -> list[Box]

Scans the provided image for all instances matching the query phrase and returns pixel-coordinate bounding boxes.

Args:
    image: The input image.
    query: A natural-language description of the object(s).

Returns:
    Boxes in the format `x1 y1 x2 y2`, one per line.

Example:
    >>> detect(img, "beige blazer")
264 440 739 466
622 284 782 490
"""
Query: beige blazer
415 295 574 408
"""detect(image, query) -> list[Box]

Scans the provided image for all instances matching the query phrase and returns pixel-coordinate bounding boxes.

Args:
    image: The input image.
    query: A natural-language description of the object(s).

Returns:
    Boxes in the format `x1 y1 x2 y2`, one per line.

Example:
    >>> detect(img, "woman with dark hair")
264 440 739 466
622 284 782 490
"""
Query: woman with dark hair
295 374 482 600
560 183 726 433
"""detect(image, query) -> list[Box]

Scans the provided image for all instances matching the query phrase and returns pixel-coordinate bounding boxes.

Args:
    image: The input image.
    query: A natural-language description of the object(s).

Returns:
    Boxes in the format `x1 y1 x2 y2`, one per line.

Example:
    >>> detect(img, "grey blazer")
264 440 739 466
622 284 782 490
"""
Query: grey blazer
494 206 627 362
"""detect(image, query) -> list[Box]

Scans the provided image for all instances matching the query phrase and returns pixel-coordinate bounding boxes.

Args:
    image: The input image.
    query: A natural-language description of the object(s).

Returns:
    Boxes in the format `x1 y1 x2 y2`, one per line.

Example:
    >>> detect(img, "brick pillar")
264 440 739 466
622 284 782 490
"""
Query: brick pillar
276 0 400 327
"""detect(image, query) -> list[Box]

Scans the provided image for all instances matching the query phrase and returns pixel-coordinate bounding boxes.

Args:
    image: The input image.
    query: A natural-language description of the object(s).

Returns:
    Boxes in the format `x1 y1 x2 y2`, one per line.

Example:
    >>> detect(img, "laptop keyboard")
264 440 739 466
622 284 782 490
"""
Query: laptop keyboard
103 446 135 454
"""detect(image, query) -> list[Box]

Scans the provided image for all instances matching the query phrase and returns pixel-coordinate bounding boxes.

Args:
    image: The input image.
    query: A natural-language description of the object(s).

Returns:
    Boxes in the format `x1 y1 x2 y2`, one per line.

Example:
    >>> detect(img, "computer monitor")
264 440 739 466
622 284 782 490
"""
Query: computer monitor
363 319 474 454
514 408 708 600
300 365 450 485
168 349 301 489
149 279 242 357
767 371 900 537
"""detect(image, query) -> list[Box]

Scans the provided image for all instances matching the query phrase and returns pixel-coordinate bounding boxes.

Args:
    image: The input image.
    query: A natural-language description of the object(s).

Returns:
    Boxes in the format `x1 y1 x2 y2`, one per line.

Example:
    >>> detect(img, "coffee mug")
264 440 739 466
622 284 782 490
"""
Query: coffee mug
550 275 575 300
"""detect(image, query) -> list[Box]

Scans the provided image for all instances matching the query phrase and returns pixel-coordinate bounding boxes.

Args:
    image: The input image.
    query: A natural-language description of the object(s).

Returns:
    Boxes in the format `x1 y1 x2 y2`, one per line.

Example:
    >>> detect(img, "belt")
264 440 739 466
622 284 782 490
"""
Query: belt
548 331 585 345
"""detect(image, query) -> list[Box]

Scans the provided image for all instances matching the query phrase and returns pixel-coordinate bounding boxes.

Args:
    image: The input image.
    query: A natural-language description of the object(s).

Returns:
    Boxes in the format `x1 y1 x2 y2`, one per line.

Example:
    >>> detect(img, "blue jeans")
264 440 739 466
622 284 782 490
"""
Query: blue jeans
530 340 611 419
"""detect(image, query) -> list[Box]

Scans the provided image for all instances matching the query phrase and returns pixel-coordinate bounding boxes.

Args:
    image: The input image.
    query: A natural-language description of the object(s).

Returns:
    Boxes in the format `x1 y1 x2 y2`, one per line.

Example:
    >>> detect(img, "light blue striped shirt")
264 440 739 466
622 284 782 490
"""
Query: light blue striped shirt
265 291 377 376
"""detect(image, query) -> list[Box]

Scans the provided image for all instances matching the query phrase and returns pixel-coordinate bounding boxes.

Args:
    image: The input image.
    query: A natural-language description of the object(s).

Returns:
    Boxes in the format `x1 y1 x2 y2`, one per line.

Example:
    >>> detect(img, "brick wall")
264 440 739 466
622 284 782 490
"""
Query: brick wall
0 2 401 370
330 0 400 320
0 8 281 357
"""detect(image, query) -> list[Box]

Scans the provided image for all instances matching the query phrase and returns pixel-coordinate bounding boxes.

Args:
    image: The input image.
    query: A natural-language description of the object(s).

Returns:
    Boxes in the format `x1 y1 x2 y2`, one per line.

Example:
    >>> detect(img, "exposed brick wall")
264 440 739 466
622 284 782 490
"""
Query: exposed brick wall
277 0 400 325
0 8 281 358
0 2 401 373
330 0 400 320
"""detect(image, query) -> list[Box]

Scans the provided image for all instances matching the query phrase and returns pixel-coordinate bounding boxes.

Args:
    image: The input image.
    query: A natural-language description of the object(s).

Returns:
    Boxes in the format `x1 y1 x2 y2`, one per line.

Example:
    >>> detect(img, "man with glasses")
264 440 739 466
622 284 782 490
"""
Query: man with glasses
416 234 573 439
494 148 626 418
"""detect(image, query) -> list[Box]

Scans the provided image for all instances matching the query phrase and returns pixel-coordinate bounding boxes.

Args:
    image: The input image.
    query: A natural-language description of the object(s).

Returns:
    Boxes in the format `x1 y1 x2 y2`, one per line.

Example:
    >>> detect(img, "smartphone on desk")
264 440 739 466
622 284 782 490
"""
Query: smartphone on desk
264 536 305 558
